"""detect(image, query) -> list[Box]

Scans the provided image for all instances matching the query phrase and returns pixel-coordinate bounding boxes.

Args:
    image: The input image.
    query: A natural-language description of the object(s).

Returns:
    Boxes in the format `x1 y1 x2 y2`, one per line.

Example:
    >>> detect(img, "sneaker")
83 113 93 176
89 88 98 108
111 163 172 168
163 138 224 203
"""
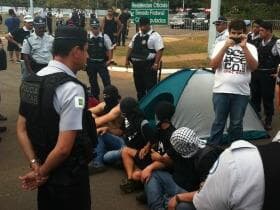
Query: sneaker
16 60 21 64
88 164 107 175
120 178 143 193
110 60 118 65
120 178 136 193
136 191 147 204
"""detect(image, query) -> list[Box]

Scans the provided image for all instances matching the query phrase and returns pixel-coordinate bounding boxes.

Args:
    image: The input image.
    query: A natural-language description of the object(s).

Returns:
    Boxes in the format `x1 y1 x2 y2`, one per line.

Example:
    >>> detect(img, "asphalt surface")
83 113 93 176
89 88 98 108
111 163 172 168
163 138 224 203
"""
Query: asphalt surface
0 60 279 210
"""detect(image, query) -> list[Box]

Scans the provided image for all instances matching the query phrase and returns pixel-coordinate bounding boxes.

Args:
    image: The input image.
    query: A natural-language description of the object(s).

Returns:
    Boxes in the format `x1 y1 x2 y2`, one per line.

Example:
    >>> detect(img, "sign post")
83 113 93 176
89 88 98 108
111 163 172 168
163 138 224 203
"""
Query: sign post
131 1 169 25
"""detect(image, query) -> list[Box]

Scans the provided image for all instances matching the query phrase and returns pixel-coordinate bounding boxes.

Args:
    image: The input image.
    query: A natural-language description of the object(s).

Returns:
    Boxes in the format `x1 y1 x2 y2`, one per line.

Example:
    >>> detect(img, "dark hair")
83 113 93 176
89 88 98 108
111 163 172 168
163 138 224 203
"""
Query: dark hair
52 26 87 56
259 21 273 32
252 19 263 26
8 9 15 16
228 19 246 33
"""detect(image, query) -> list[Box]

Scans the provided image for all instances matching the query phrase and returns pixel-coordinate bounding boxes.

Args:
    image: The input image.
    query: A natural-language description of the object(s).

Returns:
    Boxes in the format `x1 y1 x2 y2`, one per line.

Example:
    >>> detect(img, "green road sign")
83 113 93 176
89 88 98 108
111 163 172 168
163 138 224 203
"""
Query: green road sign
131 1 169 25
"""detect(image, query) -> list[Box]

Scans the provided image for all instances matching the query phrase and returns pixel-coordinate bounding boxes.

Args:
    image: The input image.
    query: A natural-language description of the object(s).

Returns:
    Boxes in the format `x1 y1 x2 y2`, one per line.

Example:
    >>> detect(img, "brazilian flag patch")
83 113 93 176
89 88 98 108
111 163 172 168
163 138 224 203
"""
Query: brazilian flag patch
74 96 85 108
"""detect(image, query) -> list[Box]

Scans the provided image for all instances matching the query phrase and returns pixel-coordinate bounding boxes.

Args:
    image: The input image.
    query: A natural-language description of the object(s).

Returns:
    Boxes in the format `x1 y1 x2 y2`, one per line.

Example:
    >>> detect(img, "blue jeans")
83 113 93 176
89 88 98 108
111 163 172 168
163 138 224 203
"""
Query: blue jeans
93 133 125 167
145 171 195 210
208 93 249 145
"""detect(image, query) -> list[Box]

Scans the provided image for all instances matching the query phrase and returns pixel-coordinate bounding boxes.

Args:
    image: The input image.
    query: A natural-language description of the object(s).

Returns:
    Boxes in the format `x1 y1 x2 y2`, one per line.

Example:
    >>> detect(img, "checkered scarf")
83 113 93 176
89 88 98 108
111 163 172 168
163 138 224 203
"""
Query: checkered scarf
170 127 206 158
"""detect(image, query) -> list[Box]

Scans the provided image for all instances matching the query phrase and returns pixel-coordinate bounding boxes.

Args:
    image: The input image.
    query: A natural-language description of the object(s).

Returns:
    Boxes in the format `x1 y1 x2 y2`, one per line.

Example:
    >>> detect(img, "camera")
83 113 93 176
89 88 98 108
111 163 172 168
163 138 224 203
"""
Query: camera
230 37 242 44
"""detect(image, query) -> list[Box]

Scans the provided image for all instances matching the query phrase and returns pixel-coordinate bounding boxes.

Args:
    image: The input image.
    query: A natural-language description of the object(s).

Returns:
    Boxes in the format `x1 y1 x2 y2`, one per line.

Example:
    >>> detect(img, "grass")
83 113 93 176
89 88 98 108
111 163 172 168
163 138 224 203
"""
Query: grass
114 36 208 57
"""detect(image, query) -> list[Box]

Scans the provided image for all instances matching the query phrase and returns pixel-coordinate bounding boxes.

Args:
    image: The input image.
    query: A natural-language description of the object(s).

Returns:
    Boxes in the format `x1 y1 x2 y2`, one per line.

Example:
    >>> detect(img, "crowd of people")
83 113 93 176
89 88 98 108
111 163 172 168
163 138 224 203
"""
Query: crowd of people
0 6 280 210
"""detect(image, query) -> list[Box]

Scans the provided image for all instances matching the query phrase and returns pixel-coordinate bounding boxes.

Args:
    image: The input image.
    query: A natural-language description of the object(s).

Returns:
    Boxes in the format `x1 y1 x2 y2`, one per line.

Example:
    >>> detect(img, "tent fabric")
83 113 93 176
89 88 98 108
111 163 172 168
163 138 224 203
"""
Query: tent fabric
140 69 268 144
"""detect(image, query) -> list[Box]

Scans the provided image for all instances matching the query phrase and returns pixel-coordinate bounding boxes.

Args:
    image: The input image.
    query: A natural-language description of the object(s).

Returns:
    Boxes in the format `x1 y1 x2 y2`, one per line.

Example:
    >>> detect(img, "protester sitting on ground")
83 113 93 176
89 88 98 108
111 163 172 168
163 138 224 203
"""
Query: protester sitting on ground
193 138 280 210
145 127 223 210
88 85 125 174
134 101 176 202
134 101 176 182
119 97 155 193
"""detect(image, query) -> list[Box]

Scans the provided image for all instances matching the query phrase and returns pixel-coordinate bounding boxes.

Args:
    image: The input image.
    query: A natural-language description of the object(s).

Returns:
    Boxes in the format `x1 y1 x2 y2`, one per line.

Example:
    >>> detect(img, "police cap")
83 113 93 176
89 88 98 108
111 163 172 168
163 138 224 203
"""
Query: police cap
90 18 100 28
139 17 150 26
33 16 46 27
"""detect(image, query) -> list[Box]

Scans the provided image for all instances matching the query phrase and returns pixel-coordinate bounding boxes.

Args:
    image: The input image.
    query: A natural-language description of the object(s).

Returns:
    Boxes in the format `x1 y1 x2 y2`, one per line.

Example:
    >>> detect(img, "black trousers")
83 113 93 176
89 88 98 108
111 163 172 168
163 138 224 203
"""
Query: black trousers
86 61 111 99
132 60 157 100
250 70 276 123
117 26 127 46
37 174 91 210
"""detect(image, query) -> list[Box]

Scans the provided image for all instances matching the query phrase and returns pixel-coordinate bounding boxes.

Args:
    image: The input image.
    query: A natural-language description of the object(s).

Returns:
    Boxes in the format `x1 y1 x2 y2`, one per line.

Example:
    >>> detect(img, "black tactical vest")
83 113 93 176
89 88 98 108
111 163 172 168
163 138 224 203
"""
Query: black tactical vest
87 34 107 62
257 142 280 210
257 36 279 70
130 32 156 61
19 72 97 184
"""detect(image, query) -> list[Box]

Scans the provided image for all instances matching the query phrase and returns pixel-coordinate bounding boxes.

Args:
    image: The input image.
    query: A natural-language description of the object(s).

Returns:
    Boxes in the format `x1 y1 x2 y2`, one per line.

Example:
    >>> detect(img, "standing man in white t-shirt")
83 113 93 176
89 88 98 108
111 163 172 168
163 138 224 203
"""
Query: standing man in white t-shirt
208 19 258 145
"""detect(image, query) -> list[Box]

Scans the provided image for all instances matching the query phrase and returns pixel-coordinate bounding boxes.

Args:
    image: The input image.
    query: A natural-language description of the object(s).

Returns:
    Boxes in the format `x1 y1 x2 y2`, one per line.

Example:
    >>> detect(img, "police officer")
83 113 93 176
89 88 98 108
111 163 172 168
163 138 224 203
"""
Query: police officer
193 140 280 210
126 17 164 100
250 21 280 130
21 16 54 77
17 26 96 210
87 18 113 100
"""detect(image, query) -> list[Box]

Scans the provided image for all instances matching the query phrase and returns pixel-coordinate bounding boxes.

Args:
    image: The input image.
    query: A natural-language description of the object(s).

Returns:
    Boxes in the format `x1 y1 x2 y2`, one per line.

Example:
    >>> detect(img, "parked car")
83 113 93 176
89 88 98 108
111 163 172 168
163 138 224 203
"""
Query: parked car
169 12 192 29
191 12 209 30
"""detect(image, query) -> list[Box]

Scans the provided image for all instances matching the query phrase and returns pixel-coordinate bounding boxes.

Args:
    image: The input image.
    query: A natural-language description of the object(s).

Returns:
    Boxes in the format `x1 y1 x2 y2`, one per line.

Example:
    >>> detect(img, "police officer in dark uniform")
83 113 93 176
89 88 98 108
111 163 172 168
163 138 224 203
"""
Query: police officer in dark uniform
87 18 113 100
250 21 280 130
17 26 97 210
126 17 164 100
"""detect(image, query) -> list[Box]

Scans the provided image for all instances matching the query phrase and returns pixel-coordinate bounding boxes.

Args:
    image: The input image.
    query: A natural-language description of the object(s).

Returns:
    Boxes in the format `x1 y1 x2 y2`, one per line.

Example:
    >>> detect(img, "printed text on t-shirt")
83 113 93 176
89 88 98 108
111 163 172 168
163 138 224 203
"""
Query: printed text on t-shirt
223 48 247 74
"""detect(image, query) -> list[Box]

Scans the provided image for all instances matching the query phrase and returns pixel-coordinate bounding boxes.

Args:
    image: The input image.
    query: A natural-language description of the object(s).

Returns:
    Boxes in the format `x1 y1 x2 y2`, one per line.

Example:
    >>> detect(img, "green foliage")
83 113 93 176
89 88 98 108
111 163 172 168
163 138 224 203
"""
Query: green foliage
222 0 280 19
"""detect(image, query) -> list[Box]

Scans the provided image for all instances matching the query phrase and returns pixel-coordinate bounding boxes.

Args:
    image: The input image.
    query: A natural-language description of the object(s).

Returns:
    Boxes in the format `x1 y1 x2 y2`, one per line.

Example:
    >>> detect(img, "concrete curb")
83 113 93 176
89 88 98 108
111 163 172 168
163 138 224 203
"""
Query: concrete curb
108 66 180 74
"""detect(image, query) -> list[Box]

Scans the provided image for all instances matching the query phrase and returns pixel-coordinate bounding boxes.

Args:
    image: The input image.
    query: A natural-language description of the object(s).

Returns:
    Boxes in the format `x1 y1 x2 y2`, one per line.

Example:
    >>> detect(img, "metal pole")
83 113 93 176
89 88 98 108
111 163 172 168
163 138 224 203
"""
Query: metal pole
207 0 221 57
183 0 185 10
29 0 34 17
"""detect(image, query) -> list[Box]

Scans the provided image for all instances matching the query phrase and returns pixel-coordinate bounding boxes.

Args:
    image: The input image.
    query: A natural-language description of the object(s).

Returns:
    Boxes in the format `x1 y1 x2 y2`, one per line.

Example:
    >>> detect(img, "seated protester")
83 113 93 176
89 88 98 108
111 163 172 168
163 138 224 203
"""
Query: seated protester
88 85 125 174
119 97 155 193
133 101 176 183
145 127 223 210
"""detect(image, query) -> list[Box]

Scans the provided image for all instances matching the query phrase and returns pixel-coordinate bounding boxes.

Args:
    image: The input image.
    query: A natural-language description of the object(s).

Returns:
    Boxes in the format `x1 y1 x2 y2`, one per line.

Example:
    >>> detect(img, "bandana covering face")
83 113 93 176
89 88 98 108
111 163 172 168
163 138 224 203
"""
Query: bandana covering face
170 127 206 158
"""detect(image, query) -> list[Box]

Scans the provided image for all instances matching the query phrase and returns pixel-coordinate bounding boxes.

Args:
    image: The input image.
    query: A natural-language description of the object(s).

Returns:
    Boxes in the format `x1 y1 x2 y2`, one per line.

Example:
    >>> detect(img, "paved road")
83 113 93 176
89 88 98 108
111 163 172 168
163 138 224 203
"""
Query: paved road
0 61 279 210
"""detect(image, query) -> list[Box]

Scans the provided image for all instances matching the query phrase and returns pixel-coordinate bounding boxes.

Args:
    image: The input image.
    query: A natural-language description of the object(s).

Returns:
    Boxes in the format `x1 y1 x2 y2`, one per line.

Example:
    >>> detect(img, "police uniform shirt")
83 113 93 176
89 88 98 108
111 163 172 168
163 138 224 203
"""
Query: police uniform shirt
210 29 229 56
271 38 280 57
88 32 113 50
37 60 85 131
21 32 54 64
128 29 164 60
193 140 265 210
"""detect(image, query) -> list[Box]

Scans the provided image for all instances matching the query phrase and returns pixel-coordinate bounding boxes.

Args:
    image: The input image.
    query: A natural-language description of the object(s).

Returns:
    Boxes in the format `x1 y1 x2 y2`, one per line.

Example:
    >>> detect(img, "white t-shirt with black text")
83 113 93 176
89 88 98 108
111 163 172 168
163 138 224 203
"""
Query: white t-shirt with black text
212 41 258 96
